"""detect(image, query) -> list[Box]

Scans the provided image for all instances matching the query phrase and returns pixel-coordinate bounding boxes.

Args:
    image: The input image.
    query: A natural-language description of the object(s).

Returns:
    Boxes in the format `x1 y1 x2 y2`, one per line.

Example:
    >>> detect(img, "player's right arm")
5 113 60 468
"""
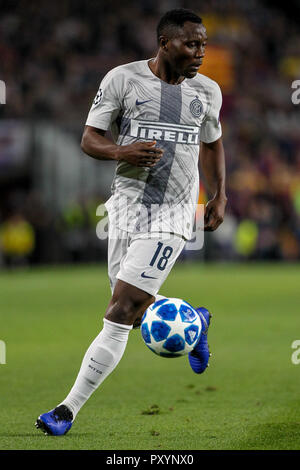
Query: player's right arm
81 126 163 168
81 67 163 168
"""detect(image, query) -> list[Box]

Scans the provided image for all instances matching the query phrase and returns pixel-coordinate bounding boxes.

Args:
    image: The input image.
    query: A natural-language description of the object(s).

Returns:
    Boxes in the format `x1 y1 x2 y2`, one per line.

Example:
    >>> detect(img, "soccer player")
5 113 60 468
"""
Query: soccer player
35 8 227 436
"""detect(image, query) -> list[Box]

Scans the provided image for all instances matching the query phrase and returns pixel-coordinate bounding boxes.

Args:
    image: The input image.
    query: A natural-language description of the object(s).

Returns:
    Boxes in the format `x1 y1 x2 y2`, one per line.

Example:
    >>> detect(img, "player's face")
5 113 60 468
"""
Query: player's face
165 22 208 78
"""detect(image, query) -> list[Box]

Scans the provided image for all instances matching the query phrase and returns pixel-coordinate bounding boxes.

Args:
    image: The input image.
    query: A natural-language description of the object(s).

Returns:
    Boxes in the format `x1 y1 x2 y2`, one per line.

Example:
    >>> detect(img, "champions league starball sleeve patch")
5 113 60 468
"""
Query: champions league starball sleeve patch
93 87 103 106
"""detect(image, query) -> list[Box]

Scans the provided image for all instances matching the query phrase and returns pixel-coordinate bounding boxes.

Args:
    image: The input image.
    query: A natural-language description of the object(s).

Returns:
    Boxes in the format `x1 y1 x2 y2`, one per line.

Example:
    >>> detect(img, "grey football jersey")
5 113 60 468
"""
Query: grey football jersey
86 59 222 239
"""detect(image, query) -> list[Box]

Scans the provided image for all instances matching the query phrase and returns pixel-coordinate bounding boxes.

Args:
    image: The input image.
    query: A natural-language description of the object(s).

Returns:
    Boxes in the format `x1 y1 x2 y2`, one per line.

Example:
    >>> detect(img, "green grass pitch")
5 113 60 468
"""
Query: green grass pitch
0 262 300 450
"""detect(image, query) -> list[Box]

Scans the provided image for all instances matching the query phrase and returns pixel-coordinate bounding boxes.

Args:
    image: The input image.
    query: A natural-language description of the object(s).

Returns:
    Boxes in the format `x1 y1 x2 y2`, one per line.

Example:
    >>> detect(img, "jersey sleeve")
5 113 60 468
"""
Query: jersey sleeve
85 68 124 131
200 82 222 143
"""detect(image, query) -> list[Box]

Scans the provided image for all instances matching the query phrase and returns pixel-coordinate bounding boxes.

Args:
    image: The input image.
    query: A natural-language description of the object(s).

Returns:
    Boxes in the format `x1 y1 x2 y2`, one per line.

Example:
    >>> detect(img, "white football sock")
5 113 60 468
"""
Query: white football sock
60 318 132 419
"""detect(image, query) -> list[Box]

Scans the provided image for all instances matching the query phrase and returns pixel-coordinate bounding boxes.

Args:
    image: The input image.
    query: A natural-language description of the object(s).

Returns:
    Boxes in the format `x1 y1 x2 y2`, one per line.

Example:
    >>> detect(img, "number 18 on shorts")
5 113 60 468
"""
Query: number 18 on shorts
108 229 186 296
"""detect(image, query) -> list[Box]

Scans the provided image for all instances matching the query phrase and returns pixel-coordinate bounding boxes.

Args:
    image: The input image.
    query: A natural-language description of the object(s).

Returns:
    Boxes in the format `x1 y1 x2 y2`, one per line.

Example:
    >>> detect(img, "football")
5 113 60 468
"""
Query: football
140 298 202 357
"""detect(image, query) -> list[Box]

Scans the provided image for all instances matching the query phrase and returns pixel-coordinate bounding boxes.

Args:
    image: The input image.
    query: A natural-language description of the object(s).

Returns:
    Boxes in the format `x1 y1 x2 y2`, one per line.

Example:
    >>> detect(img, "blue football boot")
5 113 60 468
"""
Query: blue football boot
188 307 212 374
35 405 73 436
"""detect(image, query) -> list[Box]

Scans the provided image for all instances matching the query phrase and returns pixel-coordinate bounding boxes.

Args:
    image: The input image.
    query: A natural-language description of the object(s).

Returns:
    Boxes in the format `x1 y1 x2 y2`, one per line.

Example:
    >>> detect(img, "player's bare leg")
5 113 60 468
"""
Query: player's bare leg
105 280 155 325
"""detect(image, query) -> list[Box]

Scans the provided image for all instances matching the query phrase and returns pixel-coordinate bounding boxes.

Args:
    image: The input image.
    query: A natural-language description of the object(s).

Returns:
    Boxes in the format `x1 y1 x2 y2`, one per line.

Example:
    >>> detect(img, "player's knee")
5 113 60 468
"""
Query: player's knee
105 292 153 325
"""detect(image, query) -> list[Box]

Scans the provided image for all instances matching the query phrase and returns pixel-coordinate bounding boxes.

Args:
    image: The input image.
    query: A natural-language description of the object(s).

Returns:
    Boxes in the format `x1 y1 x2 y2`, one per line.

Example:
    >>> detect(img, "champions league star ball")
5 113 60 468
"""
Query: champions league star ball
141 298 202 357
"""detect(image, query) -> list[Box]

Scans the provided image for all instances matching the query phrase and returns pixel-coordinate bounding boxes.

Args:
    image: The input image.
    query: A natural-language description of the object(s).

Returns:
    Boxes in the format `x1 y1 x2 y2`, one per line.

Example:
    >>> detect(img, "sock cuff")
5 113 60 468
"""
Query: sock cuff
103 318 133 331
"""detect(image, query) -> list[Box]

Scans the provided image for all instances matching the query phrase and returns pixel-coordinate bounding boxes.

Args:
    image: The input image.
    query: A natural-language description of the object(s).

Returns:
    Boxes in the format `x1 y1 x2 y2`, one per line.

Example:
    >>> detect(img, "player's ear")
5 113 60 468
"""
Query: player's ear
159 36 168 51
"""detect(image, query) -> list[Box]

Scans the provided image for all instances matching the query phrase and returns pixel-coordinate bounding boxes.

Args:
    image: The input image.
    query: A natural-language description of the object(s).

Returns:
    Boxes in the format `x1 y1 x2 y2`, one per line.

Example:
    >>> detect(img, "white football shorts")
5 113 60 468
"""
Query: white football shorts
107 224 186 296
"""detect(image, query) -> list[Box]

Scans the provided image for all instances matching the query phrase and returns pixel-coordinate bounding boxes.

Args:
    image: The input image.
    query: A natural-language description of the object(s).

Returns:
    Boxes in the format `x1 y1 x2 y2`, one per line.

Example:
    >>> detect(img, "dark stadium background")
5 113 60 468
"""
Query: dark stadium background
0 0 300 267
1 0 300 452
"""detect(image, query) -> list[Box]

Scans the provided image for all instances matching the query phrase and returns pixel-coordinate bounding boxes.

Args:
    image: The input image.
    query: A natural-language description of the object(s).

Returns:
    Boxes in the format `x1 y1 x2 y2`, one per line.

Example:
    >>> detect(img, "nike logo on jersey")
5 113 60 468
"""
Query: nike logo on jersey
136 99 152 106
141 272 157 279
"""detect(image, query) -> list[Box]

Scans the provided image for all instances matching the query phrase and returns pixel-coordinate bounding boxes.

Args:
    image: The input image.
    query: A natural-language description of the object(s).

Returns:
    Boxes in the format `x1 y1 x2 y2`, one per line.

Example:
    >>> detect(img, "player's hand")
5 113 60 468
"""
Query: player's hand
204 195 227 231
116 141 164 167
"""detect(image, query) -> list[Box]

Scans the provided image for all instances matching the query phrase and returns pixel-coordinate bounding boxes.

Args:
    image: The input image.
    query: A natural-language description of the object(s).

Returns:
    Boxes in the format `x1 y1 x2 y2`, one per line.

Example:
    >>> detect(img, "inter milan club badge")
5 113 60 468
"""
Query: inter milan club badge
93 87 103 106
190 96 203 117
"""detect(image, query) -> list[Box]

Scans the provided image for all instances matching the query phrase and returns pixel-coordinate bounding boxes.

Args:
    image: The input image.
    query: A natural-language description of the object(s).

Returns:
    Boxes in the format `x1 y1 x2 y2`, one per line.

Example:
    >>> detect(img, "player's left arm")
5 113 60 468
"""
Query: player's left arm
199 137 227 232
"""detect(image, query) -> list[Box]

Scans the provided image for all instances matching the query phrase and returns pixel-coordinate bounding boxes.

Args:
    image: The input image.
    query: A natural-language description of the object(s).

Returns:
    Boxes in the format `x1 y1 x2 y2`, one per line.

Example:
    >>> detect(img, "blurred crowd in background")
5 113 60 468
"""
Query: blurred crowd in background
0 0 300 267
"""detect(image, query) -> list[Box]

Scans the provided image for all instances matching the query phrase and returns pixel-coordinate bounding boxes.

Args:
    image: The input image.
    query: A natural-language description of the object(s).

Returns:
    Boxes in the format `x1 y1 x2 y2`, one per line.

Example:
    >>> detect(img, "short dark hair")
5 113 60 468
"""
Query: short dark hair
156 8 202 43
